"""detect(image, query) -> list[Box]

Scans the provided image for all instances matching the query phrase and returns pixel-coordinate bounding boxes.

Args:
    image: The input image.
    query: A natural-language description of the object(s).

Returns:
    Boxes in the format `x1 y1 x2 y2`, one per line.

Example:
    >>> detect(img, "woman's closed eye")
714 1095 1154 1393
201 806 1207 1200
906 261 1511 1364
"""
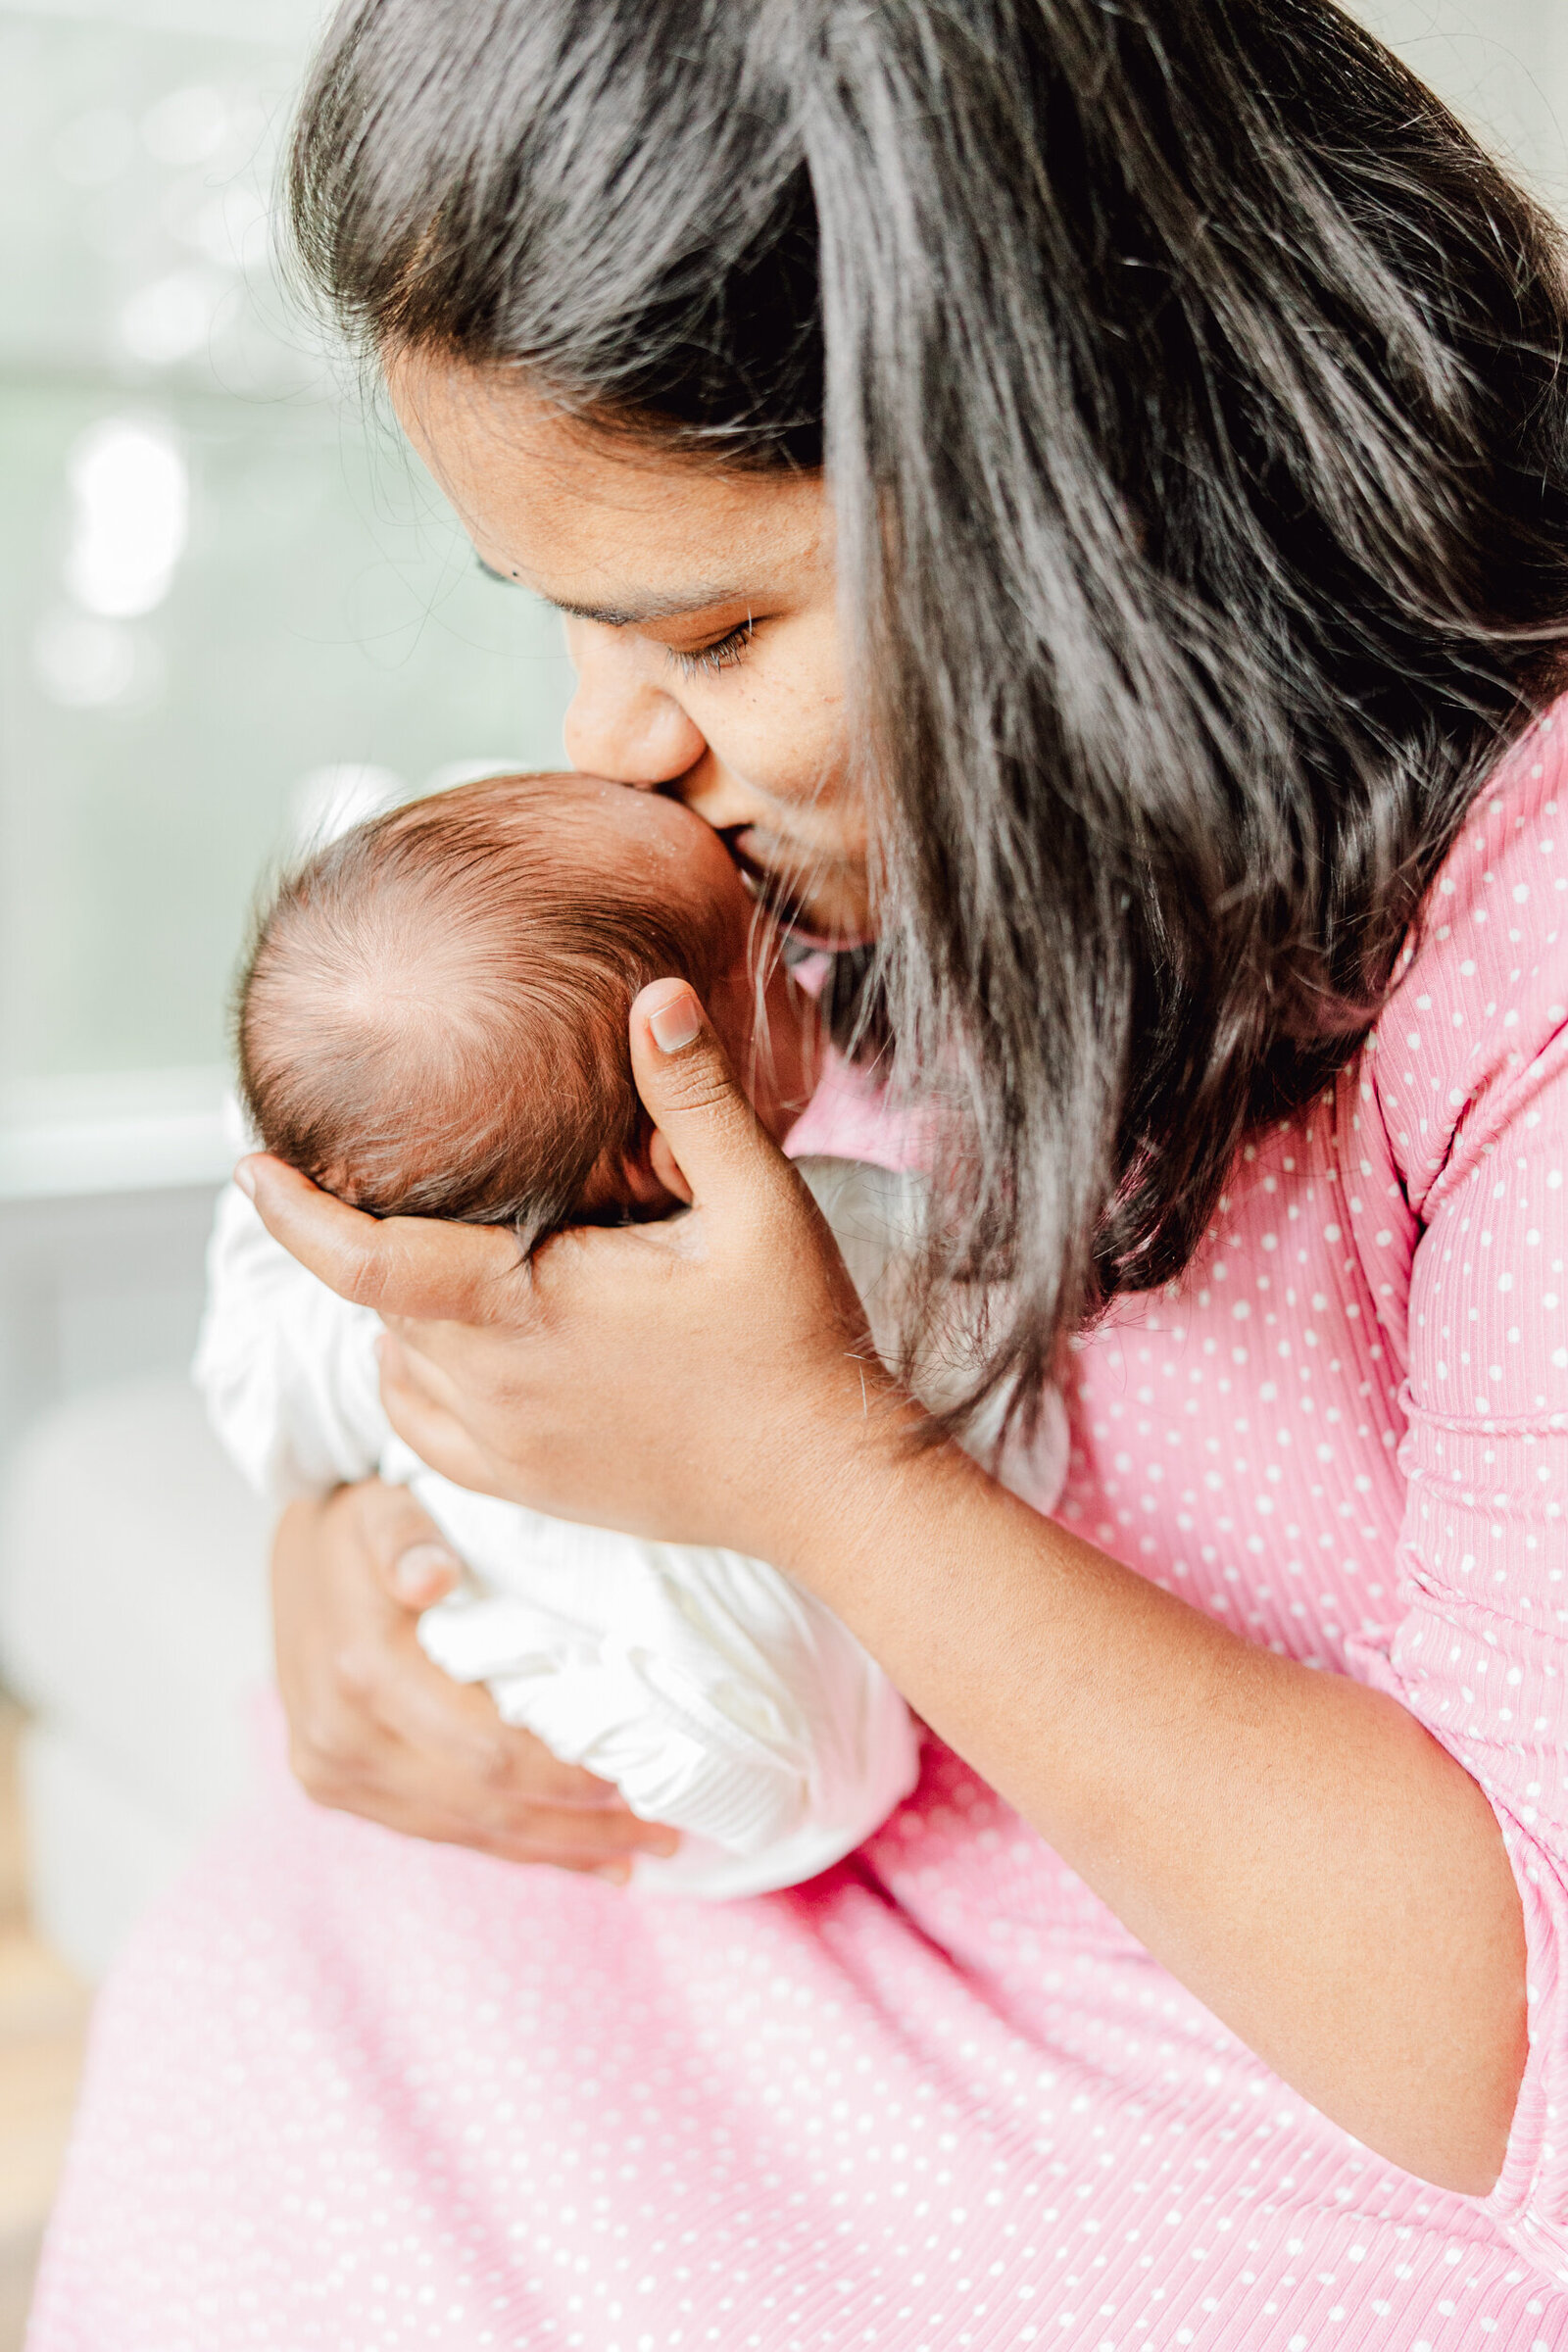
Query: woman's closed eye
473 550 764 682
667 616 755 679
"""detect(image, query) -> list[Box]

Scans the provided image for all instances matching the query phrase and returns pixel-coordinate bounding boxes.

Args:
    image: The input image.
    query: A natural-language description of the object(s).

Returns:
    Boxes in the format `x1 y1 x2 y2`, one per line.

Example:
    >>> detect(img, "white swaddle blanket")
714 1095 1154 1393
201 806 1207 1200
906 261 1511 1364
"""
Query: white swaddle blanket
196 1157 1068 1898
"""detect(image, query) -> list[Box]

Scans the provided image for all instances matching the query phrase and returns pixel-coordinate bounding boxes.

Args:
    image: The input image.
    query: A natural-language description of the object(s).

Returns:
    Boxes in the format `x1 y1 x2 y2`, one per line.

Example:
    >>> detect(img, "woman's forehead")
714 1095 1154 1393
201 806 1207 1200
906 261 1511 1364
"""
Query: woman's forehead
387 347 830 611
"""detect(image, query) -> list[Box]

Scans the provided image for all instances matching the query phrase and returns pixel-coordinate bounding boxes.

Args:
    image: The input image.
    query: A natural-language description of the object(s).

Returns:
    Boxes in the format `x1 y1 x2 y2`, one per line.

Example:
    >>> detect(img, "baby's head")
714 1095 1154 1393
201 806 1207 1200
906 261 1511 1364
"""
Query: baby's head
237 771 808 1242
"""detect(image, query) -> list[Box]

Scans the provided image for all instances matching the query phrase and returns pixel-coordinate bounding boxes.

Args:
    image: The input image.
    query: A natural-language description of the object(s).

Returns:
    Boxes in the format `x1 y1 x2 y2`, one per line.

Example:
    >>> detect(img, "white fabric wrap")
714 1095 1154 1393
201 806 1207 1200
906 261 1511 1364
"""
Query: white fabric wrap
195 1158 1067 1898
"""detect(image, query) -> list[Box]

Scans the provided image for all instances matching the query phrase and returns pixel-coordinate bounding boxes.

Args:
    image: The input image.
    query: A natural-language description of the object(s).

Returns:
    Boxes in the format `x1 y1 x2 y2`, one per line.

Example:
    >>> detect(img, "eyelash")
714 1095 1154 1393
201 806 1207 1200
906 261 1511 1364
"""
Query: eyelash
668 618 756 679
475 557 758 678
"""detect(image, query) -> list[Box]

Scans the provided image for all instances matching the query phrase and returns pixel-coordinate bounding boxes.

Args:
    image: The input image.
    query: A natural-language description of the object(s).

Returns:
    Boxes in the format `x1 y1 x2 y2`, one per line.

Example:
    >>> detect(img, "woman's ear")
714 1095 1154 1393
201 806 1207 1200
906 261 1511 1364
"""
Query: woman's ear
648 1126 694 1205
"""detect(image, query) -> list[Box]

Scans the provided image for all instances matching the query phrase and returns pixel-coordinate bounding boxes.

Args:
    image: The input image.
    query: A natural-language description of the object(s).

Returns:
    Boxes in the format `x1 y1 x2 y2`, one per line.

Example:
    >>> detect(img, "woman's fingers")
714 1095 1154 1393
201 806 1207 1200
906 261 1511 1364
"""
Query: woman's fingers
271 1487 678 1871
239 1153 527 1322
332 1494 624 1807
312 1745 669 1872
345 1473 464 1607
402 1803 671 1878
343 1693 679 1863
364 1633 588 1802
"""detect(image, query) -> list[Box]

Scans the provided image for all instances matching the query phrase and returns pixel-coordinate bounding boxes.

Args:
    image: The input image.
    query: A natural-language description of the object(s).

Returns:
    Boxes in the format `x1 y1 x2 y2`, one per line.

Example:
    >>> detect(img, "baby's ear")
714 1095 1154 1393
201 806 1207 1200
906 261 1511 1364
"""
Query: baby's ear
598 1122 691 1215
647 1127 694 1206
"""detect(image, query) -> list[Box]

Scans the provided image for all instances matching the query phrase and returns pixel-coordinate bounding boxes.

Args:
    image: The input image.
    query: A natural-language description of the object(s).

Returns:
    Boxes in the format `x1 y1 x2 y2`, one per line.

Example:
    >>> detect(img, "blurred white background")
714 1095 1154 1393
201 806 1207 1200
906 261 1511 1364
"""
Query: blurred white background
0 0 580 1448
0 0 1563 1453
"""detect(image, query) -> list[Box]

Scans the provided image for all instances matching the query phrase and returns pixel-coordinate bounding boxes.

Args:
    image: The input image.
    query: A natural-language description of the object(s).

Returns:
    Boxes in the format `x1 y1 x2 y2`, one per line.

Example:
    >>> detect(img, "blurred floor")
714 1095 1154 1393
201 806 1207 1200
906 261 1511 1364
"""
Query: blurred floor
0 1699 88 2352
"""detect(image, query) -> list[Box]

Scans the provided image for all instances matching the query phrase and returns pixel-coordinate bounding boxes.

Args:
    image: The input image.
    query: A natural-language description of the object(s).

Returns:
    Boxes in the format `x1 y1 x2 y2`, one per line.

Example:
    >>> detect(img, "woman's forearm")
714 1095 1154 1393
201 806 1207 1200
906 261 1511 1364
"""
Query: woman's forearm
791 1424 1527 2195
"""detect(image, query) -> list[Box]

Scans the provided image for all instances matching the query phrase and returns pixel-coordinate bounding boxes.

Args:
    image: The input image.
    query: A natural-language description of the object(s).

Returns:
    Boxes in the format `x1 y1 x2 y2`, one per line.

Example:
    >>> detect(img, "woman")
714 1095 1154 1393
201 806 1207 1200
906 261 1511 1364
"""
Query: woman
30 1 1568 2344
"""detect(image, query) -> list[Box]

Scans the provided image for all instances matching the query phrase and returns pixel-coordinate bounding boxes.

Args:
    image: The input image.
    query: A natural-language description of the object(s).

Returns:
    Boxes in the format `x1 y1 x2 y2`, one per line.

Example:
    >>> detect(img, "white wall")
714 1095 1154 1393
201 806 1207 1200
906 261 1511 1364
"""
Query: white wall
1352 0 1568 207
0 1190 215 1463
7 0 324 40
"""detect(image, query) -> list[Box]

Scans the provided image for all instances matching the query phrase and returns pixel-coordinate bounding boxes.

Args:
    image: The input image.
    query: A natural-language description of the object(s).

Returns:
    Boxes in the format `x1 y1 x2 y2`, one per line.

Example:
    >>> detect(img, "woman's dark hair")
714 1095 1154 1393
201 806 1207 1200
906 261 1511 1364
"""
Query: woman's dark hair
289 0 1568 1425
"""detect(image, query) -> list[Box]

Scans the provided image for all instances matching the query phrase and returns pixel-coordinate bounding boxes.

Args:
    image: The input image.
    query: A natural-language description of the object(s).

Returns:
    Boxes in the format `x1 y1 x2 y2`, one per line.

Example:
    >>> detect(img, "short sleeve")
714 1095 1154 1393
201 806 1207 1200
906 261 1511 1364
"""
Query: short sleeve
1362 726 1568 2273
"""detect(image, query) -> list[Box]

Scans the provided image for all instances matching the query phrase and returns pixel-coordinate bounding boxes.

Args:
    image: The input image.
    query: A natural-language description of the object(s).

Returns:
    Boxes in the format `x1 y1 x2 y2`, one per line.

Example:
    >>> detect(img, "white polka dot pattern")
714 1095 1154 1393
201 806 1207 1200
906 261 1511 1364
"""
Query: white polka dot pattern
24 717 1568 2350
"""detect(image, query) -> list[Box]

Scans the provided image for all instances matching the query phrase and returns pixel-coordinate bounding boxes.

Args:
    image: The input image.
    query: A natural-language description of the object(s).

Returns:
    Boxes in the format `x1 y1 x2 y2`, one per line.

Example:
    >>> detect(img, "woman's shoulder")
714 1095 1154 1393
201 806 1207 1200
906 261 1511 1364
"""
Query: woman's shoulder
1366 705 1568 1219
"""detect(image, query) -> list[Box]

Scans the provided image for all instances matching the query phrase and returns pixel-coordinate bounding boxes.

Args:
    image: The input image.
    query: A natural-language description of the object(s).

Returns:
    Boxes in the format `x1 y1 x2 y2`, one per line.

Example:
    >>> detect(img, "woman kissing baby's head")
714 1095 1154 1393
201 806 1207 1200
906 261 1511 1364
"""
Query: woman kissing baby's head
235 771 814 1246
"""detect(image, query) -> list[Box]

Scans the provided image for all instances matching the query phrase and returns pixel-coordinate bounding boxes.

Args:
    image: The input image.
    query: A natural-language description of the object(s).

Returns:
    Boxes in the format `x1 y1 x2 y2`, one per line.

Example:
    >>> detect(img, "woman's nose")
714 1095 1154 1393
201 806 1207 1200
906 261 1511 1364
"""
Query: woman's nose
563 627 707 787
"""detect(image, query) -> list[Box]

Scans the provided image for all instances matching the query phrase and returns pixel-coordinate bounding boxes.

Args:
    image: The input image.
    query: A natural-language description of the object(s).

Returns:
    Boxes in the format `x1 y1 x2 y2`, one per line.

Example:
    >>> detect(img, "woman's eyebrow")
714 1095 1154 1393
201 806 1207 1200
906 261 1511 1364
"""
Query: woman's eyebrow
473 555 746 627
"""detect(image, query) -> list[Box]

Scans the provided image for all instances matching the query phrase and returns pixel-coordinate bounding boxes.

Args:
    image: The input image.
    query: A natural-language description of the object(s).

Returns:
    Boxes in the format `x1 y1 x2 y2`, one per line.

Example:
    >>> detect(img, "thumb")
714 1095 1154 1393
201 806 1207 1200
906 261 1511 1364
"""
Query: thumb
628 979 788 1214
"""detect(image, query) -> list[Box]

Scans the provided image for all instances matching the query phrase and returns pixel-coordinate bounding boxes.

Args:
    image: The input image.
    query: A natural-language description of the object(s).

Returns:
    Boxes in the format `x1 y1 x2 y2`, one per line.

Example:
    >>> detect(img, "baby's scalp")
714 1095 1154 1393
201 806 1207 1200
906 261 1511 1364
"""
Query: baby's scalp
236 771 758 1243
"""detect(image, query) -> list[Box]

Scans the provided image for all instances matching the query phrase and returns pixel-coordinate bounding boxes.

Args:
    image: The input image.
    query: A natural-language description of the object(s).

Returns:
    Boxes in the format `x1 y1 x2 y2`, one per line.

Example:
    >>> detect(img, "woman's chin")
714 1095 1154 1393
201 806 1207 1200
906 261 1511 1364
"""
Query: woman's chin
732 863 873 954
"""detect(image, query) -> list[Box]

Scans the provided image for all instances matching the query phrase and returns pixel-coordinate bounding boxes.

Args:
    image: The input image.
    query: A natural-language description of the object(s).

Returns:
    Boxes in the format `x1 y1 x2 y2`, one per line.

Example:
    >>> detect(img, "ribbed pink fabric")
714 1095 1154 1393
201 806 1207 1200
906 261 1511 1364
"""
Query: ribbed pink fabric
26 713 1568 2351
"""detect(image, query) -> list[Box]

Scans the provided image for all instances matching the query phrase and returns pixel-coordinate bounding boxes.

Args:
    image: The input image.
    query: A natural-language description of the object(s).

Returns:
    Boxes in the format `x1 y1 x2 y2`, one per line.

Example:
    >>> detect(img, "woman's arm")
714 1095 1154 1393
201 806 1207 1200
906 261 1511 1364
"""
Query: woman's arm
775 1436 1527 2197
243 980 1528 2195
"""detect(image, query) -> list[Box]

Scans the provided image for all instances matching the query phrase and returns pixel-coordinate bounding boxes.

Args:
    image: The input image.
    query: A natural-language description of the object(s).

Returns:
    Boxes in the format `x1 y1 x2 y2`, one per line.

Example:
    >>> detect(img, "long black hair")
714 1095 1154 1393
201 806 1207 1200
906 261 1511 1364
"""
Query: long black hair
289 0 1568 1421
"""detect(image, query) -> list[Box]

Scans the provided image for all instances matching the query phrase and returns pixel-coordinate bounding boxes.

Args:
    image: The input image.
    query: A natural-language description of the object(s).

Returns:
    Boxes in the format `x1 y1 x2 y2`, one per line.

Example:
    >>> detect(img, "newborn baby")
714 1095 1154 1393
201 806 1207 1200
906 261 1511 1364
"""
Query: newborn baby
198 772 1067 1895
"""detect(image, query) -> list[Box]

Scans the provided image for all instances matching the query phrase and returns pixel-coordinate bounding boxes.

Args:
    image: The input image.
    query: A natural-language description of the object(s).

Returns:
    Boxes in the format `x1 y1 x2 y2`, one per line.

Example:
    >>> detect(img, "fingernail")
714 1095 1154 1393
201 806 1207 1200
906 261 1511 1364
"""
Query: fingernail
649 990 702 1054
639 1829 681 1859
391 1542 460 1602
595 1861 632 1886
233 1158 258 1200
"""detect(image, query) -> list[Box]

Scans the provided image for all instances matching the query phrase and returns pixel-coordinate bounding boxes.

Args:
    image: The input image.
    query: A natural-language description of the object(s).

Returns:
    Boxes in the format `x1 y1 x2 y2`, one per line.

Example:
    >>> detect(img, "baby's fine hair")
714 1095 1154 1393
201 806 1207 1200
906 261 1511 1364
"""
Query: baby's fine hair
237 773 723 1245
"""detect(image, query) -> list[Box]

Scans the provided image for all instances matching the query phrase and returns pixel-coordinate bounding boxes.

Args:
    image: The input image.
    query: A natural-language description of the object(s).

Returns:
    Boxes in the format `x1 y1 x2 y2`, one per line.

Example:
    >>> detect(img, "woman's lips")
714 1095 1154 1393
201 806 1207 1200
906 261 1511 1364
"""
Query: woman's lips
716 825 873 953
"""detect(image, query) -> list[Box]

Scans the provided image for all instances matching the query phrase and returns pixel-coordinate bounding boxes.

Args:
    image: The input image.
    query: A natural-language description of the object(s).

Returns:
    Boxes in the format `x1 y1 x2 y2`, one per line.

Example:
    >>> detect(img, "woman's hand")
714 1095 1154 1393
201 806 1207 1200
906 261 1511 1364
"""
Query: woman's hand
242 982 912 1570
271 1476 681 1878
